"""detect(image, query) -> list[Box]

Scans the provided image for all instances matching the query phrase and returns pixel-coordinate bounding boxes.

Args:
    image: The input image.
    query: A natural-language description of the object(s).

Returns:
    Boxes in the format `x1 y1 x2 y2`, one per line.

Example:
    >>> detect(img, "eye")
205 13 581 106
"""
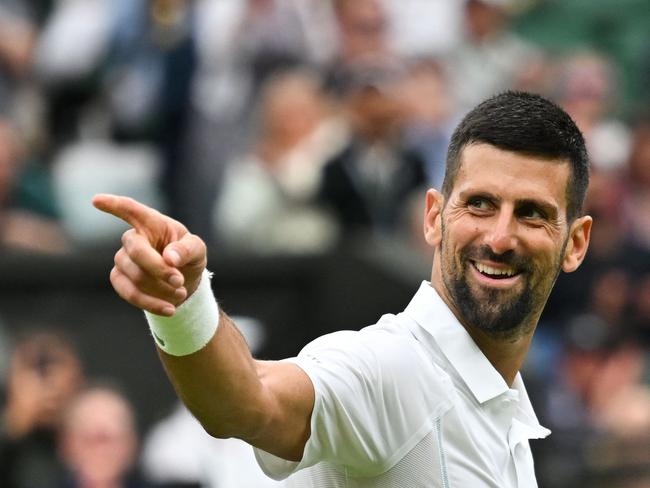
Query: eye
518 204 545 220
468 196 493 212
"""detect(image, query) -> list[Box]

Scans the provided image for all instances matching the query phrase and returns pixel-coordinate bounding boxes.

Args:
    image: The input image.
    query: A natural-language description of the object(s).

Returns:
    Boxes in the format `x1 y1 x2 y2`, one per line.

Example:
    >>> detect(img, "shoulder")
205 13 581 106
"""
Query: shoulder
286 315 453 475
296 314 450 402
298 315 417 365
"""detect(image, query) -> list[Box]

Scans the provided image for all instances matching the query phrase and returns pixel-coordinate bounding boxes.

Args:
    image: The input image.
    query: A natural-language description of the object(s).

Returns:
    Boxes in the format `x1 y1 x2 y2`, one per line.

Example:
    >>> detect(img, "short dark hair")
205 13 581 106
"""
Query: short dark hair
442 91 589 222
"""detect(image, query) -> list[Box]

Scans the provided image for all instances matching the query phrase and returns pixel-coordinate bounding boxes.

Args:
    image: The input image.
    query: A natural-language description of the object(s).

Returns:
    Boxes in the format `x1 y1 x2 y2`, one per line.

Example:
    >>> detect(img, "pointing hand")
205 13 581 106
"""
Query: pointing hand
92 194 207 316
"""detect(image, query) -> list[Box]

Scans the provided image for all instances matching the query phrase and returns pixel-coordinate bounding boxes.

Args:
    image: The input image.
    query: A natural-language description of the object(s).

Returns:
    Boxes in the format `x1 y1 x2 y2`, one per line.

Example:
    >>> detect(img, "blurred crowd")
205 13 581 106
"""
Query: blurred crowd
0 329 280 488
1 0 650 486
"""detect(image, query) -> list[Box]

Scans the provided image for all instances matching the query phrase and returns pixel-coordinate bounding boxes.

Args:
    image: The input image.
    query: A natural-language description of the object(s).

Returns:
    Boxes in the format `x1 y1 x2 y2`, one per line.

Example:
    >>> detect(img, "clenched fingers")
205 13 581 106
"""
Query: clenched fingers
110 267 177 316
121 229 185 286
114 248 187 305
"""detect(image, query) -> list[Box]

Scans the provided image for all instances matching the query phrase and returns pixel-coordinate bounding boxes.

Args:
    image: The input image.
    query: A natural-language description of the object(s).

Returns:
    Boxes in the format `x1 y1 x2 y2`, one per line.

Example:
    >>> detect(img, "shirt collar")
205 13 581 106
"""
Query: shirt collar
511 375 552 440
404 281 512 404
404 281 550 437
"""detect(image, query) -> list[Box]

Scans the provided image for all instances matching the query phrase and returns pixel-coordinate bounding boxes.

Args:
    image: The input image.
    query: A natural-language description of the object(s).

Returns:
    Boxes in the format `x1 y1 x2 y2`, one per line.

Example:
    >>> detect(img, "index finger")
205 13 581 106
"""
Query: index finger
92 194 160 232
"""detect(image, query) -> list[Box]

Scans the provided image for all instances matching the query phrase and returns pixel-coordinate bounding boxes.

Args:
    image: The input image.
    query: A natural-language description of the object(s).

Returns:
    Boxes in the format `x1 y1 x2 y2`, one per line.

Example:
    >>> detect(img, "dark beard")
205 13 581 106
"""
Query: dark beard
448 264 535 339
443 245 560 340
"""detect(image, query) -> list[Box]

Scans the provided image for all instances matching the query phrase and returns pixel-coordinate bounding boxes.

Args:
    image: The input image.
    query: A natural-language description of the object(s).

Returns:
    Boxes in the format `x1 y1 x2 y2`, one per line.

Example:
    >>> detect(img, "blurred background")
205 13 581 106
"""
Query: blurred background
0 0 649 487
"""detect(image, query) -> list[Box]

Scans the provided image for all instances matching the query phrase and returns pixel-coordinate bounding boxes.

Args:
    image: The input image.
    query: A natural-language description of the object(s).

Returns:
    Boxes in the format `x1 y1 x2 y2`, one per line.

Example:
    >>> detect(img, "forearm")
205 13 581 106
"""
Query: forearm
158 311 265 437
158 310 313 460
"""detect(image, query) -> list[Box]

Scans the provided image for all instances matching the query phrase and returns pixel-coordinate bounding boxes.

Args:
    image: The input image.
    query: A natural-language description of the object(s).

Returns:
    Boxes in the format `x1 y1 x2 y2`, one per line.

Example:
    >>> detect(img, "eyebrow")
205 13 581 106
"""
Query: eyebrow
459 190 560 219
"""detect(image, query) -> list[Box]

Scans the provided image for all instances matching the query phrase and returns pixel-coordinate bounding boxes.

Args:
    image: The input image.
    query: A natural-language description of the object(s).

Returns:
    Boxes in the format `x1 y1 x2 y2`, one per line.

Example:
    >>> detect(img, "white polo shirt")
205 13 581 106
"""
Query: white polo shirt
255 281 551 487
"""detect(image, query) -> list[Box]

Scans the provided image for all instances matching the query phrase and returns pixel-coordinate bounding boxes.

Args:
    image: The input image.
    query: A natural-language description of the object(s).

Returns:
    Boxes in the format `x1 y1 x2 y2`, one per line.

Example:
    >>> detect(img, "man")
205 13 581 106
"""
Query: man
319 59 428 235
59 385 150 488
0 331 85 488
93 91 592 487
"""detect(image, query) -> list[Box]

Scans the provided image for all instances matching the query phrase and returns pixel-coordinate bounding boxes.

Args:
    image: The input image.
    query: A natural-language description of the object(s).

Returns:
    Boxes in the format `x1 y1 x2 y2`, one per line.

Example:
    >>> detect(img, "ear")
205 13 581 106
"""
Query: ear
423 189 444 247
562 215 592 273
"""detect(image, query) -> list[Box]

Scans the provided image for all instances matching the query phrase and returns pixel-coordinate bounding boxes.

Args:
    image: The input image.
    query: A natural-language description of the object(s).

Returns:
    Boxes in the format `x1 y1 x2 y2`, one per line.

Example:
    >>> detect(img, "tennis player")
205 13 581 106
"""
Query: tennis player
94 91 592 487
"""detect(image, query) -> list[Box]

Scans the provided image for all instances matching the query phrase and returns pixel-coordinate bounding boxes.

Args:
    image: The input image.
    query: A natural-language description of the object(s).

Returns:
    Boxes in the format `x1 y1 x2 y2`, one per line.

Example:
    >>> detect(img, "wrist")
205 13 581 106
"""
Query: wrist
145 269 220 356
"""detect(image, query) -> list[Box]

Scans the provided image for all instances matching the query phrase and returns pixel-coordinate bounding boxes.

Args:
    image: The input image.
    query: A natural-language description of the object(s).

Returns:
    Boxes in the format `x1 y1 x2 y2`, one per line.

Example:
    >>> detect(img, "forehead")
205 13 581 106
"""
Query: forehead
69 392 132 430
452 143 571 213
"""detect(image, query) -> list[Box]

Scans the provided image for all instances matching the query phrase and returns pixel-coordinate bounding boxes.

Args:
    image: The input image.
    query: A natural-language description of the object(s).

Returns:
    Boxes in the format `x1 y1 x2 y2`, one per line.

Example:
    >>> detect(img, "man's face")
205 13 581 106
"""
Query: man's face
62 390 136 486
429 143 577 339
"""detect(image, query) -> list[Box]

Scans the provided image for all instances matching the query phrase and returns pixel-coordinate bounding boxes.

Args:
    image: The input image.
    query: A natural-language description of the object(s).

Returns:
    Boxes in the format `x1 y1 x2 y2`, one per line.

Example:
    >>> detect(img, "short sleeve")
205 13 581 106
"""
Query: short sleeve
255 321 453 480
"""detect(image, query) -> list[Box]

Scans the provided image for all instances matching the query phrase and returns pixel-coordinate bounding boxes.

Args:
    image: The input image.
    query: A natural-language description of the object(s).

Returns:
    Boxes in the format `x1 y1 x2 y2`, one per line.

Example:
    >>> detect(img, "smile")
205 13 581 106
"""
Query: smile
474 261 517 277
470 261 522 287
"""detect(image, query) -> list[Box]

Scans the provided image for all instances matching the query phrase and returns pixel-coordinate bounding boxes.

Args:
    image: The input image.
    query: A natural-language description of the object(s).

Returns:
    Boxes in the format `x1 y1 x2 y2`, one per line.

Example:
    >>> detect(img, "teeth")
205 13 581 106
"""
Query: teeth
474 262 516 277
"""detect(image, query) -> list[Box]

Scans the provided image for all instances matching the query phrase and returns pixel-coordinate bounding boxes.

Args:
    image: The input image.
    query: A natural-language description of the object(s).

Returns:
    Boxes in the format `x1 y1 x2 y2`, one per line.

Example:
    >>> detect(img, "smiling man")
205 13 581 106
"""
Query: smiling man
93 91 592 487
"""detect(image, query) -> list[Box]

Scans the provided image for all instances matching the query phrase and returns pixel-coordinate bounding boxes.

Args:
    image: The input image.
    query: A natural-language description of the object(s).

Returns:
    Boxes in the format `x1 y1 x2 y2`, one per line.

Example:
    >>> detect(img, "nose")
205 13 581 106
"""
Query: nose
484 207 518 255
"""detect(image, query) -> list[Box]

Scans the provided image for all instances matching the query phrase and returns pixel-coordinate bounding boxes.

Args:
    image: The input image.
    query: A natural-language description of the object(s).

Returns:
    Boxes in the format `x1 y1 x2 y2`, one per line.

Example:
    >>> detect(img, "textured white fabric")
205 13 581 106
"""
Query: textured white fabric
145 269 219 356
255 281 550 487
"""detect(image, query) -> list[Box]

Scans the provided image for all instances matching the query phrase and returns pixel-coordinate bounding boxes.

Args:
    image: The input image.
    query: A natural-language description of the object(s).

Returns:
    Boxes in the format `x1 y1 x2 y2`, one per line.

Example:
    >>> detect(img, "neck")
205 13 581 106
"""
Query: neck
460 322 535 386
430 265 538 387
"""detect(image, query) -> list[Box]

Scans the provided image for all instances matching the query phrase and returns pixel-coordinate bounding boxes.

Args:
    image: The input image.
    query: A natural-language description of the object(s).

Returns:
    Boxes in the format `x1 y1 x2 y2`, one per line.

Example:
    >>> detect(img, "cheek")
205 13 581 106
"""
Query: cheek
441 225 475 271
528 236 566 277
444 221 481 253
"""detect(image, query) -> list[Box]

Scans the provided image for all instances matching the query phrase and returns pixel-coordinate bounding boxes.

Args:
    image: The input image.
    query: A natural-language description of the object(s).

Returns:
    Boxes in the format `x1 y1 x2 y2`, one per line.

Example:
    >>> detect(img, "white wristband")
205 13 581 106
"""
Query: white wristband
145 269 220 356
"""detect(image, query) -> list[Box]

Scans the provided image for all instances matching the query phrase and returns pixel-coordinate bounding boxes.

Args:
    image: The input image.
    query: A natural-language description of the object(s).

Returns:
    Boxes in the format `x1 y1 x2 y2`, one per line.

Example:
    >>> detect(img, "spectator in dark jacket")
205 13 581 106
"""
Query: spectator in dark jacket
319 59 427 236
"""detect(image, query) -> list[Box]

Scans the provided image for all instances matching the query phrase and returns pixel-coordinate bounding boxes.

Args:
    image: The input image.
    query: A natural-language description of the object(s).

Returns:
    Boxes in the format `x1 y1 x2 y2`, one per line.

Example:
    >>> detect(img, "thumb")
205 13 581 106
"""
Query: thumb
162 233 207 278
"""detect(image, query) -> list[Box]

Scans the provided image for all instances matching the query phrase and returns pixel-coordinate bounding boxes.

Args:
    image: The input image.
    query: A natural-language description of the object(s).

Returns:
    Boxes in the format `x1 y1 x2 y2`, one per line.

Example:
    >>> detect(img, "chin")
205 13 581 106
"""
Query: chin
461 292 533 339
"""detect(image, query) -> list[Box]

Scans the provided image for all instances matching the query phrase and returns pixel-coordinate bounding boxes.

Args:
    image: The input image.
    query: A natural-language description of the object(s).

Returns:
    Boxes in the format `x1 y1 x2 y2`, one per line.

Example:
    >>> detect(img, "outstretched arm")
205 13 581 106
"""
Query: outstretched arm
92 194 313 461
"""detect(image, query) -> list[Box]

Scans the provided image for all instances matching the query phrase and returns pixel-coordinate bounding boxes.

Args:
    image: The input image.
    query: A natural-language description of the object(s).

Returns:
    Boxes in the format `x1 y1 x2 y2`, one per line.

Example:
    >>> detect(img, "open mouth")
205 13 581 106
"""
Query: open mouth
471 261 521 281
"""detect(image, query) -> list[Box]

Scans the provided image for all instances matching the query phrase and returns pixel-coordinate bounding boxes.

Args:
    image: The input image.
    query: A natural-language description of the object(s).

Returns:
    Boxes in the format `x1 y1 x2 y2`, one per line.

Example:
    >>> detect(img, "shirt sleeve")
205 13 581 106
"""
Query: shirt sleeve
255 320 453 480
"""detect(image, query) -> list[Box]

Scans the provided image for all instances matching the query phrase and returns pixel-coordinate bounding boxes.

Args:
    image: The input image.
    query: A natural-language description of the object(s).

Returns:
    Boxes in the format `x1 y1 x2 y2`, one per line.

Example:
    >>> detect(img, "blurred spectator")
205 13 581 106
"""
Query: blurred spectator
0 330 85 488
192 0 334 122
0 119 70 253
333 0 390 63
35 0 198 231
588 268 632 333
319 60 427 236
534 263 650 487
231 0 332 93
382 0 463 58
106 0 198 232
59 385 151 488
398 59 454 189
179 0 335 240
544 154 650 323
552 51 631 173
444 0 542 114
538 333 650 488
581 169 629 261
33 0 114 150
622 117 650 250
214 69 344 253
0 1 37 116
325 0 397 95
